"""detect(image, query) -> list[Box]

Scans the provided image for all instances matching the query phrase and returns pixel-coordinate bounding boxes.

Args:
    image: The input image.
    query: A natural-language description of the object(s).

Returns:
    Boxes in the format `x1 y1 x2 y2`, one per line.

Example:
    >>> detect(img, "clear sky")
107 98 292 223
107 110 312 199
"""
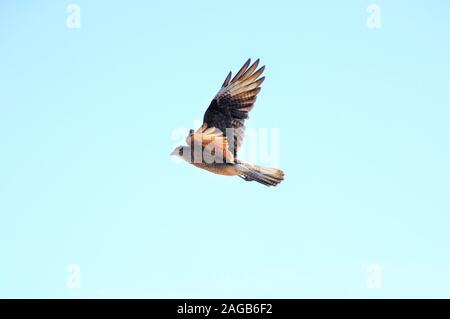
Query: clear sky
0 0 449 298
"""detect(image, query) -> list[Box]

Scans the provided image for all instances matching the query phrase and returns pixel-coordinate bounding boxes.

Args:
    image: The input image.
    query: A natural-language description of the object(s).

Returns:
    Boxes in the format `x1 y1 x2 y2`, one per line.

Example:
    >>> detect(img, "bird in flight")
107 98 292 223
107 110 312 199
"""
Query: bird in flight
171 59 284 186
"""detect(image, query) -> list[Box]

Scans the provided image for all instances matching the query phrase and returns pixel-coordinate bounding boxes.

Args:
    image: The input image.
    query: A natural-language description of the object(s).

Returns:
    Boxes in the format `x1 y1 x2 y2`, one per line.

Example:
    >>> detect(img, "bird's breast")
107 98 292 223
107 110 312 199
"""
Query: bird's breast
192 162 239 176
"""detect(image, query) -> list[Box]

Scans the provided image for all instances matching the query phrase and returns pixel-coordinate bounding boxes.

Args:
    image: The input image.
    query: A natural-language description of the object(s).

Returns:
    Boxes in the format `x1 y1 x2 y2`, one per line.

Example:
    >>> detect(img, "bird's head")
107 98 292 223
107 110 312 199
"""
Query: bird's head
170 145 190 161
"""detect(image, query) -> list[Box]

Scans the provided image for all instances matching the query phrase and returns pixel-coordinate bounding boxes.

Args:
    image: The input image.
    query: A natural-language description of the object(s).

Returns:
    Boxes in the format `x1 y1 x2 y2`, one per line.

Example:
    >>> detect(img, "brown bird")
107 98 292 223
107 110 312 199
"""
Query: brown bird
170 59 284 186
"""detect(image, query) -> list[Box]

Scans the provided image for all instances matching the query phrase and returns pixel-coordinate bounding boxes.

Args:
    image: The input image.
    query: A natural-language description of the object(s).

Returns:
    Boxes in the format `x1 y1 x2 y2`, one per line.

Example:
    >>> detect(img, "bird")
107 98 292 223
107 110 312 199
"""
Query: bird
170 59 284 187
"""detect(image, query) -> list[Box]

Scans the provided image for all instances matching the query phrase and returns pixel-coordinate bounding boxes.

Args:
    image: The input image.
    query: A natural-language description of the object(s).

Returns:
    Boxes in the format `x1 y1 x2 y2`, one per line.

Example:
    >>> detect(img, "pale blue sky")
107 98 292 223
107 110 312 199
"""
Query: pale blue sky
0 1 449 298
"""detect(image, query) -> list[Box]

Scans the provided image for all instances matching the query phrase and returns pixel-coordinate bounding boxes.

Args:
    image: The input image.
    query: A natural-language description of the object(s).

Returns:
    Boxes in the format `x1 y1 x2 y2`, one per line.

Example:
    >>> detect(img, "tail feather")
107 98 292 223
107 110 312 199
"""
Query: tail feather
237 162 284 187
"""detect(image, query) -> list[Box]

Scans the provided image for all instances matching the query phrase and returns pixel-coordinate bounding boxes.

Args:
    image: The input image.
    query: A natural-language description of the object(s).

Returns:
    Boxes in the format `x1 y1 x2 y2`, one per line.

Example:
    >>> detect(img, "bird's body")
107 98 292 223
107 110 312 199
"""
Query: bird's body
171 59 284 187
193 162 239 176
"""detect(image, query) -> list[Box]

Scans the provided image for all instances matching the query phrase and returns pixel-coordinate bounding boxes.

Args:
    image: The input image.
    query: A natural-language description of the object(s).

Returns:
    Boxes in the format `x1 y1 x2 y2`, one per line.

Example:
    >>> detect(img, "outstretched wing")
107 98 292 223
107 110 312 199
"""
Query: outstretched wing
202 59 265 157
186 124 235 163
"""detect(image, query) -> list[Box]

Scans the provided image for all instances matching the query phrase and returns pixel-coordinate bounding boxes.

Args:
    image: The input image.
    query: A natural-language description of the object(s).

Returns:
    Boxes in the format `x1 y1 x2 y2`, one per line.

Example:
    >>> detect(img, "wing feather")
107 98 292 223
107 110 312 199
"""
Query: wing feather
202 59 265 157
230 58 251 84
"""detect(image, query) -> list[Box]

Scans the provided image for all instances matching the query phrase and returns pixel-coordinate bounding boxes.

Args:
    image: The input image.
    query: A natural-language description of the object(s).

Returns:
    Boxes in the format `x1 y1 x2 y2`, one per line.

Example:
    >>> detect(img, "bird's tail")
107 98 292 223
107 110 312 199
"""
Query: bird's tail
237 161 285 187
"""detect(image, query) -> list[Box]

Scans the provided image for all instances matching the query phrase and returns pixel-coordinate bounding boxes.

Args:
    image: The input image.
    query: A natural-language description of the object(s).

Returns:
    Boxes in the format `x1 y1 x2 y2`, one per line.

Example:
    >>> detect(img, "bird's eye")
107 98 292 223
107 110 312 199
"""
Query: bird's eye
179 148 183 156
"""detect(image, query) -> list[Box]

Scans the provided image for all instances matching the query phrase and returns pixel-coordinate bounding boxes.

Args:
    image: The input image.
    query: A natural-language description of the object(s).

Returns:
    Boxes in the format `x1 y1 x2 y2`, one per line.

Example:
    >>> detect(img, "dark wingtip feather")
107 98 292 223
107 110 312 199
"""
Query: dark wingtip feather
222 71 232 87
242 58 251 70
240 59 261 81
231 59 251 83
259 76 266 85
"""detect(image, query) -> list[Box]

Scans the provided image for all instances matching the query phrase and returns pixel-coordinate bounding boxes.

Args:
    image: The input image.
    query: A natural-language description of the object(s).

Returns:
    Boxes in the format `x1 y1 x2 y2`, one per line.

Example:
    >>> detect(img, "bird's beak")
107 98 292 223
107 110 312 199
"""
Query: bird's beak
170 149 177 156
